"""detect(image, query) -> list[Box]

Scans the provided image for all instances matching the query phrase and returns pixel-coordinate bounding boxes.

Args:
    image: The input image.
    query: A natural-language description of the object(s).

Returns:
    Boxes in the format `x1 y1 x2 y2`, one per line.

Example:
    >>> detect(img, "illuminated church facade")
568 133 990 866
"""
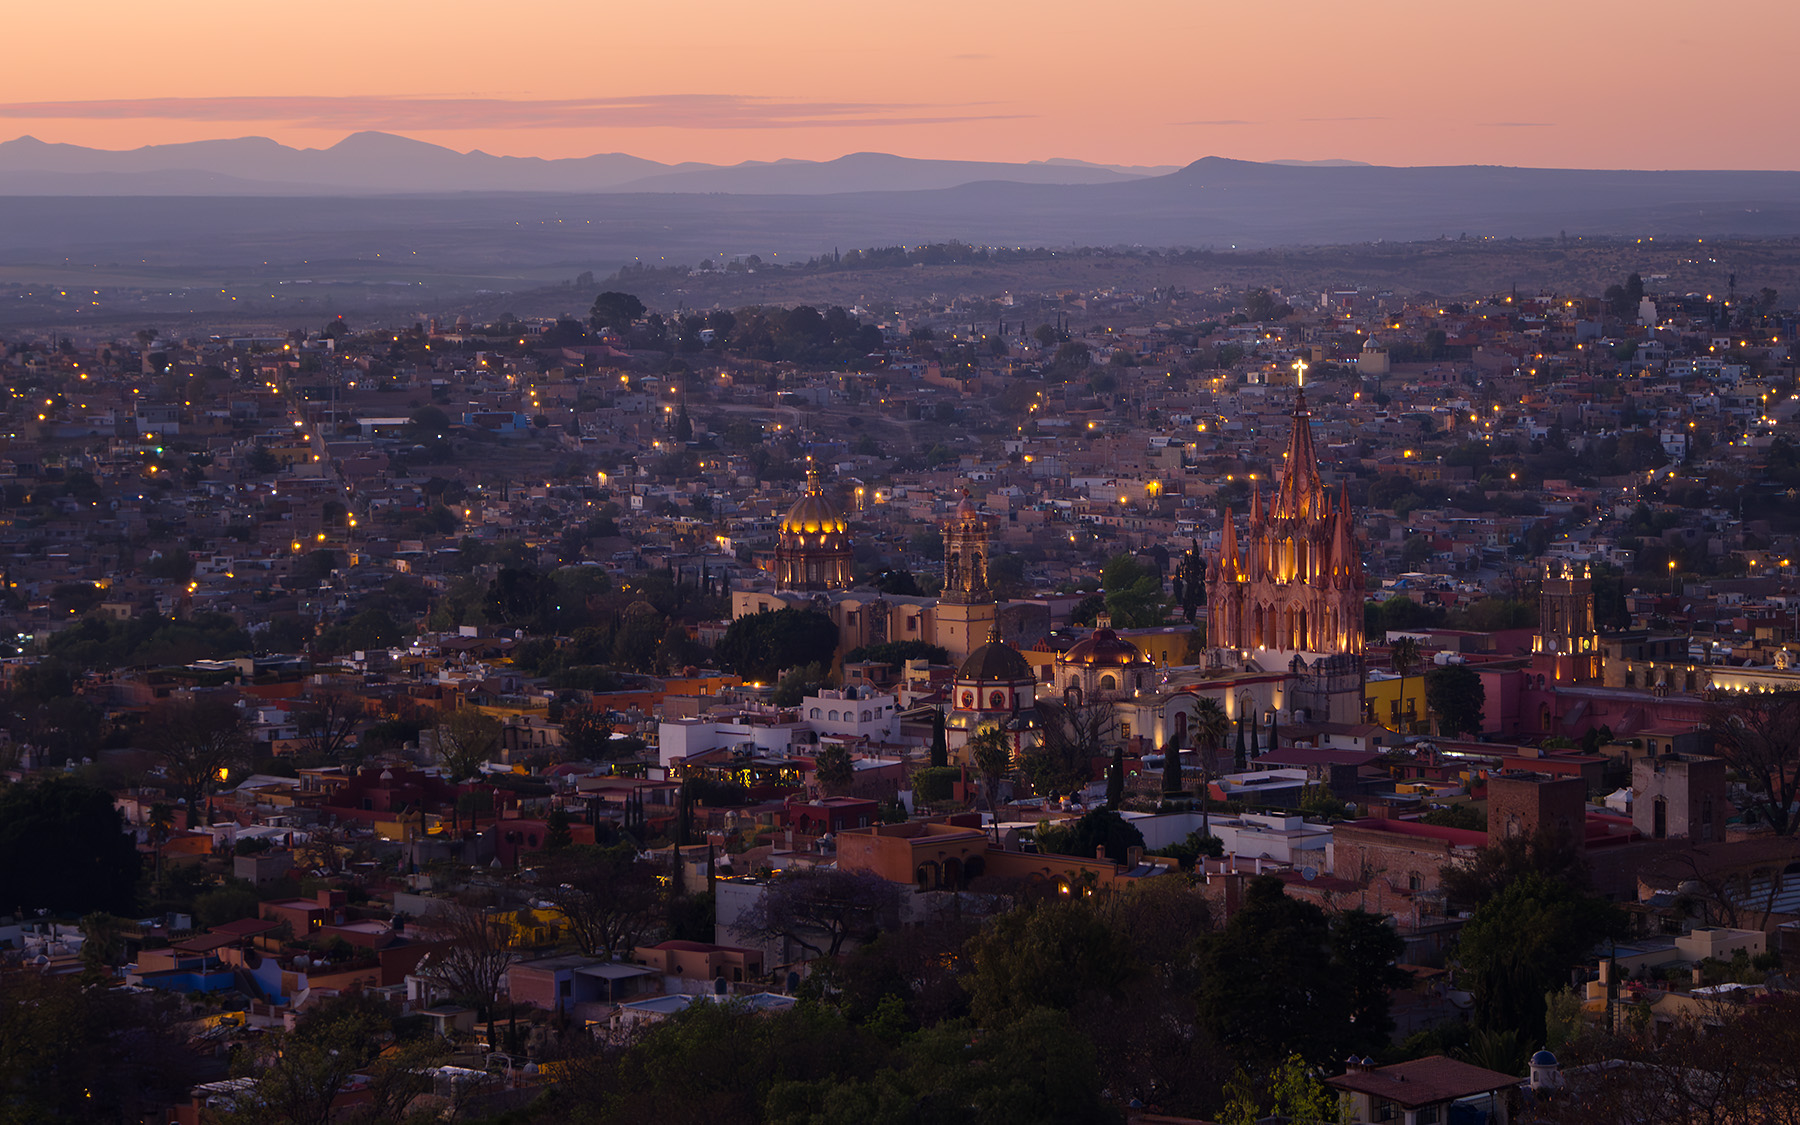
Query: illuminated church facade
1205 386 1366 661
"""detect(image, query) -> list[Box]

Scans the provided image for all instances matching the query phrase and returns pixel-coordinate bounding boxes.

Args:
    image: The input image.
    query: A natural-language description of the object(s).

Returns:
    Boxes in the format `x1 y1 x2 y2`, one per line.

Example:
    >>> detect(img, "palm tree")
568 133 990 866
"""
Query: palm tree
1191 697 1230 838
967 727 1014 811
148 802 175 893
1390 636 1422 735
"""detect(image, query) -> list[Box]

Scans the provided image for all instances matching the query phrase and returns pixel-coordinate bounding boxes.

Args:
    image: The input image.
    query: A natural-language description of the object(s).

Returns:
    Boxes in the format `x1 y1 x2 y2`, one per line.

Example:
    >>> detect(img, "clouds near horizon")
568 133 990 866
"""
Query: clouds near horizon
0 94 1018 131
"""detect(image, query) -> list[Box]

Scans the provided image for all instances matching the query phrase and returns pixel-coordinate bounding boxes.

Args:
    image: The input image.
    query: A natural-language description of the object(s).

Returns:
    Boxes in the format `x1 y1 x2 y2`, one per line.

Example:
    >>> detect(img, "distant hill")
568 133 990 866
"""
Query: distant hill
0 133 1164 196
2 141 1799 297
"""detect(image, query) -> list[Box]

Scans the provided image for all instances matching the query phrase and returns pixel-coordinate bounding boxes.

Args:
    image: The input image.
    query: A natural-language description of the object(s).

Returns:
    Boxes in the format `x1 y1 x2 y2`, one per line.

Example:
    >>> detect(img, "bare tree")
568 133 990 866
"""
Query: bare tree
143 698 250 827
530 843 661 959
1027 697 1116 798
415 893 519 1033
1707 691 1800 835
736 866 903 960
292 687 363 767
431 706 501 782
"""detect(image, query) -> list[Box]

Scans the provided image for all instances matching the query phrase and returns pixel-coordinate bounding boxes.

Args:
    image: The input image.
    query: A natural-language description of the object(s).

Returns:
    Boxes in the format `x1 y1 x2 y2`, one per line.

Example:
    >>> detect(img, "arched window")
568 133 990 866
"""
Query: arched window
860 710 871 722
810 708 821 719
1100 674 1117 691
989 691 1007 709
828 710 840 721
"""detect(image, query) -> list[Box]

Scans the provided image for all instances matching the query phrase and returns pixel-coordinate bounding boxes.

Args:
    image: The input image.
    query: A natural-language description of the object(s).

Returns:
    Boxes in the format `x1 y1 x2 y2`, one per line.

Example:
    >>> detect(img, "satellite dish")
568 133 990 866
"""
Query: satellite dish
1301 866 1318 882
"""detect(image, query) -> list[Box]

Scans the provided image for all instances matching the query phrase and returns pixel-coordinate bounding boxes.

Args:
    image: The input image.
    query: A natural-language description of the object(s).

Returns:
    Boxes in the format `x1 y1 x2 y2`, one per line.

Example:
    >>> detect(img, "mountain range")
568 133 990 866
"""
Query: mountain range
0 132 1179 196
1 134 1798 293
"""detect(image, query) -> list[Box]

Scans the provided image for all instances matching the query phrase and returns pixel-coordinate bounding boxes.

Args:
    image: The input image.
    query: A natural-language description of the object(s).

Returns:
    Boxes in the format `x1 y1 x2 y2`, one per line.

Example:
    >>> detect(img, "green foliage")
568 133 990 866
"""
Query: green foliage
0 966 197 1120
1220 1054 1346 1125
814 742 854 795
1453 871 1621 1044
1420 803 1486 832
963 897 1134 1028
0 775 142 915
911 766 961 804
194 883 263 929
1033 808 1145 862
715 608 839 681
1425 663 1486 736
42 610 251 671
1196 876 1406 1071
772 661 830 707
1147 829 1224 870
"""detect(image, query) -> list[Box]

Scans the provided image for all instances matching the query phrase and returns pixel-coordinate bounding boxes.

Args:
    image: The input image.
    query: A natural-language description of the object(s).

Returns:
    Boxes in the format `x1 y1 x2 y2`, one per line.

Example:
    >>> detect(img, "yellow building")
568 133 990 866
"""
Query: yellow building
1365 671 1428 733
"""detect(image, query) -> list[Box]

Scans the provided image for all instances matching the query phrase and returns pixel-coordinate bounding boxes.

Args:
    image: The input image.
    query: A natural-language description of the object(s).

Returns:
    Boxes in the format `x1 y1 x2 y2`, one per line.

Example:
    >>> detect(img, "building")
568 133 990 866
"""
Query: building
947 626 1040 757
1534 560 1602 686
772 464 852 591
1329 1055 1518 1124
937 491 998 662
1206 389 1366 660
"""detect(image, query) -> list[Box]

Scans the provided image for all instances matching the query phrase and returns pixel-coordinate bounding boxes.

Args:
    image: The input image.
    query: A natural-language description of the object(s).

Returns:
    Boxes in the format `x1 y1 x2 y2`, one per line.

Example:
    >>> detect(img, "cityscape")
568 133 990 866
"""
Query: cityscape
4 2 1800 1124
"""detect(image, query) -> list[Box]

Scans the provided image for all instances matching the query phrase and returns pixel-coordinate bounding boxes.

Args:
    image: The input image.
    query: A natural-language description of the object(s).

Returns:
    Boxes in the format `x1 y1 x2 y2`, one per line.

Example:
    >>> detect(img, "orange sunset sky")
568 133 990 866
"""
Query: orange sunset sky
3 0 1796 170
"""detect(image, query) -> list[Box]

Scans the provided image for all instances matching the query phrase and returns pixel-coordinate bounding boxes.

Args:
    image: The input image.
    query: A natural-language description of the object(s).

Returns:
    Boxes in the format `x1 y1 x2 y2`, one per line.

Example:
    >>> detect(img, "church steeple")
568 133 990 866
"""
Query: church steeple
1274 389 1321 521
1220 506 1241 580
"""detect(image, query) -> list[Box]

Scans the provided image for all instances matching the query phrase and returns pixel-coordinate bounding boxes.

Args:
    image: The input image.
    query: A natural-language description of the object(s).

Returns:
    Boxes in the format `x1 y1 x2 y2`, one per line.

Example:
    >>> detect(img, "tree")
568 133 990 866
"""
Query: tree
1388 635 1422 734
929 709 948 769
143 697 250 827
1440 829 1591 911
0 963 198 1121
0 776 142 916
1035 808 1145 863
962 896 1135 1027
415 894 518 1033
968 726 1013 807
1331 909 1410 1055
1025 697 1114 798
1707 691 1800 834
1105 744 1125 807
432 706 500 781
590 290 646 332
531 842 660 959
1537 992 1800 1125
1220 1053 1346 1125
1425 663 1486 736
560 704 626 760
714 608 839 682
291 687 362 766
1453 871 1620 1044
814 742 854 795
1100 552 1165 629
1175 540 1207 623
217 993 443 1125
772 661 829 707
1195 875 1350 1073
737 866 904 959
1161 734 1184 796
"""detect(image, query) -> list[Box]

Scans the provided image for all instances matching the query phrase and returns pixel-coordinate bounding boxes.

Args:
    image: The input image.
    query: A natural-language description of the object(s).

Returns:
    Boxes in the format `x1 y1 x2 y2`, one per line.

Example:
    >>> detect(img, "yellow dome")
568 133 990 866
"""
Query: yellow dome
781 492 845 535
781 468 846 535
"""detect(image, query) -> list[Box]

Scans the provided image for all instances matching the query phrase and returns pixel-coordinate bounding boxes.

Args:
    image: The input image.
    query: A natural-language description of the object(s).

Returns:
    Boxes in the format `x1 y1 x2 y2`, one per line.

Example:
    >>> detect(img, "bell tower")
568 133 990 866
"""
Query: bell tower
938 491 998 662
1533 560 1600 684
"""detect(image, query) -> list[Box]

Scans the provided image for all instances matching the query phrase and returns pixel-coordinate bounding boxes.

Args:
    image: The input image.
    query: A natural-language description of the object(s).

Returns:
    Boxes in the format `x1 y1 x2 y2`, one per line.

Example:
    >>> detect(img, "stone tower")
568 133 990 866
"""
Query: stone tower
1534 560 1600 685
938 491 998 662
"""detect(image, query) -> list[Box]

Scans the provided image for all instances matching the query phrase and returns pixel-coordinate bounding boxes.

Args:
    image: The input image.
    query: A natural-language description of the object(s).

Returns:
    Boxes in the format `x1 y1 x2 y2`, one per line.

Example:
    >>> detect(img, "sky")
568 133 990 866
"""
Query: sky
3 0 1797 170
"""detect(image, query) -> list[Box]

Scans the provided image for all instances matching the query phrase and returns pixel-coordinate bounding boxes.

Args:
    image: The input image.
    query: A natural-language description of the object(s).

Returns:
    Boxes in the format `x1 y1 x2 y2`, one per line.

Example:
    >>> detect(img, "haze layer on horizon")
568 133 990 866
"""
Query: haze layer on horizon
4 0 1797 171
